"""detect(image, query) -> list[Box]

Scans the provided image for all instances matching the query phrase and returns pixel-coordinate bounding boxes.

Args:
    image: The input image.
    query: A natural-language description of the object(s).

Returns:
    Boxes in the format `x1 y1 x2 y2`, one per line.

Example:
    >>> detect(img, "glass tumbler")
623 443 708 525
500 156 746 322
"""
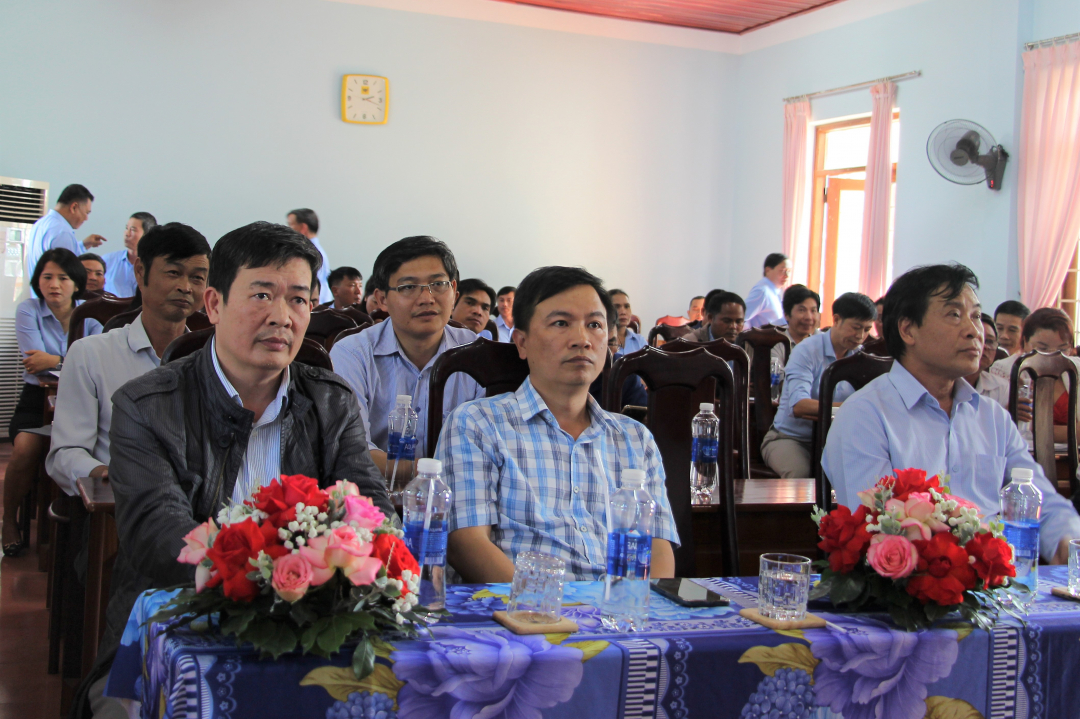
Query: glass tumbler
507 551 567 624
758 553 812 621
1069 539 1080 595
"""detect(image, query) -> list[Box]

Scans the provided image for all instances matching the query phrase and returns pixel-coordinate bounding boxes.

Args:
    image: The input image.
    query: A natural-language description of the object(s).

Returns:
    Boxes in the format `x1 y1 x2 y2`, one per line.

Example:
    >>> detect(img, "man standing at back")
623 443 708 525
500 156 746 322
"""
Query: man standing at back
495 286 516 342
286 208 332 305
744 253 790 328
25 184 106 277
102 212 157 297
330 236 483 475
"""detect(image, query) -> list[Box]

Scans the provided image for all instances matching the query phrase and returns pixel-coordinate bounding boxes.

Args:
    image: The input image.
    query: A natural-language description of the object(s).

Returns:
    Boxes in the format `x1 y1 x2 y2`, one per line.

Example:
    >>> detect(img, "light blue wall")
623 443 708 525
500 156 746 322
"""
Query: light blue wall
0 0 735 323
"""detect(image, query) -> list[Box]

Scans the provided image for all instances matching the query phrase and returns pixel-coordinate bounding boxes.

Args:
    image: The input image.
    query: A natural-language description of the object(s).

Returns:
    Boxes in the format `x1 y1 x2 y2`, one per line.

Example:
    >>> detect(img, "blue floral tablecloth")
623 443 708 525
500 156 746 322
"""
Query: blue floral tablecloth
108 567 1080 719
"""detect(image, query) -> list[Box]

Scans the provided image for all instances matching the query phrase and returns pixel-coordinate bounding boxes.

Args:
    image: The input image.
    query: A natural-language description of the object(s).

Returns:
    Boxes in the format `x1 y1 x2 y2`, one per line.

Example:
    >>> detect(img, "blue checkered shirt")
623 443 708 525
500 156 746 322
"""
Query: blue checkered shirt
436 377 679 581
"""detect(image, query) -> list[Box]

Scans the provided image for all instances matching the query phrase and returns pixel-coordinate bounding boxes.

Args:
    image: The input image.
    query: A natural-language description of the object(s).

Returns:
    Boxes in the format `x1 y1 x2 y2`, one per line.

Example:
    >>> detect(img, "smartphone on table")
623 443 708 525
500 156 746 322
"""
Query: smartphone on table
650 578 730 607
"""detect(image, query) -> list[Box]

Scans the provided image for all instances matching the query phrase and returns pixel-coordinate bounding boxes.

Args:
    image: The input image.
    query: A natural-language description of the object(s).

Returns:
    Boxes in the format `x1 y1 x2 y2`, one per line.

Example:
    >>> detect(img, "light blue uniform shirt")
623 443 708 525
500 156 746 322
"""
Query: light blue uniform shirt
436 376 679 581
209 337 290 504
614 329 648 360
25 210 83 278
329 318 484 454
744 276 785 329
15 297 102 385
478 329 493 341
101 249 138 298
495 316 514 343
310 237 333 305
773 331 857 441
822 361 1080 560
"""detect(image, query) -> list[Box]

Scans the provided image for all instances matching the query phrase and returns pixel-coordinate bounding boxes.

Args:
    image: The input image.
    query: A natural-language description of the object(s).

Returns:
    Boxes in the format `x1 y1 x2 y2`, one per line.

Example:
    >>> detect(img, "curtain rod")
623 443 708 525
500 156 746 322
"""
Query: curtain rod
1025 31 1080 51
783 70 921 103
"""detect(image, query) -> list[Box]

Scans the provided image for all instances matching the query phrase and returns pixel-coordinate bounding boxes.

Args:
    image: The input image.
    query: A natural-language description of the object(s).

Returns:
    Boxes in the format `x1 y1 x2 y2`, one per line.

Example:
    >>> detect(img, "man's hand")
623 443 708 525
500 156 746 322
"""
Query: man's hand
22 350 60 374
447 526 515 583
89 465 109 481
1052 536 1073 565
82 234 107 248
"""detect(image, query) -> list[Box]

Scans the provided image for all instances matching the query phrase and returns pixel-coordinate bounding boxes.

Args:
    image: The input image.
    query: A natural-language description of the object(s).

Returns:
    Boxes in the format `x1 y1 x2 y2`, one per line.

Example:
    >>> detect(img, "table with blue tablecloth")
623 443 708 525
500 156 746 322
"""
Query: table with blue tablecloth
108 566 1080 719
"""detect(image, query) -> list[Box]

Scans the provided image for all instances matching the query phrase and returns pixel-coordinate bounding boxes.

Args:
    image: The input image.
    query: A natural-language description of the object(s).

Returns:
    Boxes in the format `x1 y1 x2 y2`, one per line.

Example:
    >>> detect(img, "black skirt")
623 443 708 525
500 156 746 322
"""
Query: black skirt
8 382 46 442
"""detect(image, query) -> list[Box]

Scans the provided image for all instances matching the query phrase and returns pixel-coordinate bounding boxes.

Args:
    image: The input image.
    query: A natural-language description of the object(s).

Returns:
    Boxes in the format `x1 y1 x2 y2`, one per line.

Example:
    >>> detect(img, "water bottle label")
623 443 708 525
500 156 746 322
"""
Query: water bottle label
771 373 781 385
606 531 652 578
404 521 447 565
399 435 418 461
635 539 652 579
386 431 402 460
691 437 718 462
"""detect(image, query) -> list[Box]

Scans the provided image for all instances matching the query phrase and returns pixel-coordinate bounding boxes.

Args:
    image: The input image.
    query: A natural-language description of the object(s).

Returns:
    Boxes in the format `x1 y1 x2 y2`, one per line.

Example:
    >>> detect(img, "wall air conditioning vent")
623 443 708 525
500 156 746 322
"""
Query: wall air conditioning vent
0 179 48 226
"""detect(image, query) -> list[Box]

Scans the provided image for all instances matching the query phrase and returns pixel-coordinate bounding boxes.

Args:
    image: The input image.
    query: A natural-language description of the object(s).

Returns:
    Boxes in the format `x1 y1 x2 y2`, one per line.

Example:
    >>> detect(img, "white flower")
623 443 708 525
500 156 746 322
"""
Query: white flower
395 613 406 625
284 540 294 550
317 512 327 522
296 536 306 546
288 521 300 532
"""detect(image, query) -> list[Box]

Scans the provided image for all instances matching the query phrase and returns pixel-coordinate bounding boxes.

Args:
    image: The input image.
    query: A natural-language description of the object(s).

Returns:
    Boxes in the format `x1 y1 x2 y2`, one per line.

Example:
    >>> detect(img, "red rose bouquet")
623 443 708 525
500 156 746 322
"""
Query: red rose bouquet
153 475 431 679
811 469 1023 630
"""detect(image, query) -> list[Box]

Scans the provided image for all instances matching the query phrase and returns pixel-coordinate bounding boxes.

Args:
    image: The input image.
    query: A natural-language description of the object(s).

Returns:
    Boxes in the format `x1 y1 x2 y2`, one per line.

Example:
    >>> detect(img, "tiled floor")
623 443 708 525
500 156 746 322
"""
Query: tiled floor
0 441 63 718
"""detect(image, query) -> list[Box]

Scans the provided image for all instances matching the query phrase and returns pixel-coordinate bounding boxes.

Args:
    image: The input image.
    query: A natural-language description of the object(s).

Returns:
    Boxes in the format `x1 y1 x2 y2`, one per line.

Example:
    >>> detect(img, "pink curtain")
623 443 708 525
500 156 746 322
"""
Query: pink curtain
859 81 896 301
782 100 811 277
1018 41 1080 310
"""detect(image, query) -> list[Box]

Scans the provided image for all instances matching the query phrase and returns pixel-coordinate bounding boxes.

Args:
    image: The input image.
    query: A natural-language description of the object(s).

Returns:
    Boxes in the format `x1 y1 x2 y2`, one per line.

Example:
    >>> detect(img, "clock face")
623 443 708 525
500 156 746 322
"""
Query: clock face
342 75 388 125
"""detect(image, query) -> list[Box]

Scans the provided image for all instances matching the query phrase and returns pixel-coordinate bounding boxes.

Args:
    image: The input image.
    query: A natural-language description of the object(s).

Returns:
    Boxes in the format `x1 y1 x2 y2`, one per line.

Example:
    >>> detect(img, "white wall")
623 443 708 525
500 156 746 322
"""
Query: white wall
0 0 735 324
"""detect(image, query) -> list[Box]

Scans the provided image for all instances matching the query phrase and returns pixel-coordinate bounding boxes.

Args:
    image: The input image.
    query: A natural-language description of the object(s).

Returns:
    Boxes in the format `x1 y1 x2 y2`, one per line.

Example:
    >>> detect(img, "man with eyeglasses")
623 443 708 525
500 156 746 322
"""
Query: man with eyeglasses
330 236 483 476
690 290 746 343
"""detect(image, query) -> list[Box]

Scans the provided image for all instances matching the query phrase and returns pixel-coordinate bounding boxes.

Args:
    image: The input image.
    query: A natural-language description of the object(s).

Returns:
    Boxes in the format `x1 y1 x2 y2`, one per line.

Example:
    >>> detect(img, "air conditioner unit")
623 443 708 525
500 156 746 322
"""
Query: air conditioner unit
0 177 49 432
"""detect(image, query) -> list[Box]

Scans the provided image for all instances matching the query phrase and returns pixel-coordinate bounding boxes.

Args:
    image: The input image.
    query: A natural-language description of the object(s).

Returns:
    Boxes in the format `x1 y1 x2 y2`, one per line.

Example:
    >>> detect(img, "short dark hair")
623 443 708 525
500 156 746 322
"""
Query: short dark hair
882 263 980 360
32 248 87 301
1021 307 1073 345
831 292 877 321
690 295 705 303
456 278 496 308
995 300 1031 321
608 288 629 299
706 290 745 316
208 221 320 303
782 284 820 316
56 184 93 206
78 252 106 272
369 236 458 292
328 266 362 289
288 208 319 234
130 212 157 233
497 286 516 298
764 253 788 270
137 223 212 286
981 313 997 339
513 266 614 334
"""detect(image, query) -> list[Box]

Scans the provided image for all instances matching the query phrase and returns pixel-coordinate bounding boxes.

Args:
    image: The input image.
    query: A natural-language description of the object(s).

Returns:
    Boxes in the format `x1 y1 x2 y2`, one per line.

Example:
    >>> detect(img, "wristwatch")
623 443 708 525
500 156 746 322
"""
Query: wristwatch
54 360 63 371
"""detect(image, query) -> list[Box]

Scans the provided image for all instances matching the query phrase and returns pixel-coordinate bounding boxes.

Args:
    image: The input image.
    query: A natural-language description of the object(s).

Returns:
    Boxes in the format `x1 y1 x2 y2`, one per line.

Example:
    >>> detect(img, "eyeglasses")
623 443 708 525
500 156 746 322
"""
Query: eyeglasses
389 280 453 299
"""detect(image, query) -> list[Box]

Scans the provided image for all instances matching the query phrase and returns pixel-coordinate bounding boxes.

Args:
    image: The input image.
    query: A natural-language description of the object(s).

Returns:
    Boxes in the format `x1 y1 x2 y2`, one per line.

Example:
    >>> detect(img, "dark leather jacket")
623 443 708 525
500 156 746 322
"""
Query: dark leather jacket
97 345 392 669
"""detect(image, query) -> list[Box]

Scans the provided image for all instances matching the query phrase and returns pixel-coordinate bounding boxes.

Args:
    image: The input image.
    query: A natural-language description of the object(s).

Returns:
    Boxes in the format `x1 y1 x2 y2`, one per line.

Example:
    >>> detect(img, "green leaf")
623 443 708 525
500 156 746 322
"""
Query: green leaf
371 637 397 662
240 617 299 659
220 608 257 636
302 618 331 655
925 602 956 623
289 602 318 627
352 639 376 680
830 573 865 606
316 614 369 655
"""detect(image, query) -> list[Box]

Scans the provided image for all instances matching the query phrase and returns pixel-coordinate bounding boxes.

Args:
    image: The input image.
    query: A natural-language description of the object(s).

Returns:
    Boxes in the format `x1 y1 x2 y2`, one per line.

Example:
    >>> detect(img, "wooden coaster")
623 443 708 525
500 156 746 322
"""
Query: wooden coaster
740 608 827 629
492 610 579 635
1051 586 1080 602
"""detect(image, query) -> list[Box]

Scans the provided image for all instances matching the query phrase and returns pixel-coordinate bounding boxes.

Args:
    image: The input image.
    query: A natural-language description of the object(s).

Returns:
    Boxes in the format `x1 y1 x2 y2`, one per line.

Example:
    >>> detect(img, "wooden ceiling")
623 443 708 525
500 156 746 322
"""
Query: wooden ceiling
493 0 845 34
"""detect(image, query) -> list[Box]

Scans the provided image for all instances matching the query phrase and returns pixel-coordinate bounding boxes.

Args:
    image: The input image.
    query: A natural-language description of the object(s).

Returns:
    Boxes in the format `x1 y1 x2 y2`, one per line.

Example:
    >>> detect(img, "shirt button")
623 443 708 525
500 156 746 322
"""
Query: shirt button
573 487 580 494
581 526 588 533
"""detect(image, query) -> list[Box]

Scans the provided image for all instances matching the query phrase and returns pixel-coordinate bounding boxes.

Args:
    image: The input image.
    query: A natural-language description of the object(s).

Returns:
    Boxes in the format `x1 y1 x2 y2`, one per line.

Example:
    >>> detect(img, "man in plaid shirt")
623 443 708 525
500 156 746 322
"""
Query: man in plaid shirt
436 266 678 582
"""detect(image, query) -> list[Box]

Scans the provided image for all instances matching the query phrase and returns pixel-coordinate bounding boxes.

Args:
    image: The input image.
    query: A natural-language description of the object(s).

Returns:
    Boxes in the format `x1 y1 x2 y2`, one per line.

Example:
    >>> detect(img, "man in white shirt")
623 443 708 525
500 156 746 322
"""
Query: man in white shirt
495 286 515 342
744 253 790 328
24 184 106 278
286 208 333 305
47 224 212 494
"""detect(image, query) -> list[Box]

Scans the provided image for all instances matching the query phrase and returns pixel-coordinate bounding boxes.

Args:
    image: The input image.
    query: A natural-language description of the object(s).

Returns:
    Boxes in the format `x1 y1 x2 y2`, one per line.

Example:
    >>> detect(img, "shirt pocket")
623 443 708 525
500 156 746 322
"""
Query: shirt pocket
974 454 1007 509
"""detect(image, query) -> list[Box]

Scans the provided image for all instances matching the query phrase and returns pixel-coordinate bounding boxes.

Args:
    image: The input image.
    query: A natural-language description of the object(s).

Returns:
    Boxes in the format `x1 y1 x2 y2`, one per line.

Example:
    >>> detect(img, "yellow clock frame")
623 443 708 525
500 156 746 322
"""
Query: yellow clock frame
341 74 389 125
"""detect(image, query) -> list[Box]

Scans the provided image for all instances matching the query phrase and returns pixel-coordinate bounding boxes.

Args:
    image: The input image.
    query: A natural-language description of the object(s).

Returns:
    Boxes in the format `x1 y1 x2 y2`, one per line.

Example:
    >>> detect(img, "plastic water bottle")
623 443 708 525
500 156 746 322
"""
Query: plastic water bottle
690 403 719 504
601 469 657 632
385 394 419 494
770 356 784 402
1016 377 1034 449
1001 467 1042 609
403 458 451 610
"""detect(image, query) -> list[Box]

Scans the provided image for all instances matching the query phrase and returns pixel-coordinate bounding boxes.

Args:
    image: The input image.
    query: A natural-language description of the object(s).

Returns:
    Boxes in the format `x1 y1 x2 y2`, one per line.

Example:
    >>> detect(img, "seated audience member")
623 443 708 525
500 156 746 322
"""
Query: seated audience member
609 289 647 359
994 300 1031 356
823 264 1080 564
326 266 364 310
589 315 648 409
452 278 496 338
771 284 821 368
691 290 746 343
24 183 106 278
744 253 790 328
873 297 885 338
286 208 333 305
761 292 875 478
963 313 1008 407
102 212 156 297
495 285 516 342
2 249 102 555
686 295 705 329
79 252 107 293
47 223 212 496
437 266 678 582
363 284 385 315
83 222 392 716
330 236 483 477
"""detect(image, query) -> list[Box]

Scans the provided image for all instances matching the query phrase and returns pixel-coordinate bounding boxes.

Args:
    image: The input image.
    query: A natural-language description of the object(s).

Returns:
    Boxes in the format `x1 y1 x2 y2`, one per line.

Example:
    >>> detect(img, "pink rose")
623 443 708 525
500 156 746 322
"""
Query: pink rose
329 479 361 499
178 519 219 565
856 488 877 510
325 526 382 586
271 553 314 603
904 492 950 534
195 564 215 593
297 535 335 586
866 533 918 579
943 493 981 518
343 495 386 531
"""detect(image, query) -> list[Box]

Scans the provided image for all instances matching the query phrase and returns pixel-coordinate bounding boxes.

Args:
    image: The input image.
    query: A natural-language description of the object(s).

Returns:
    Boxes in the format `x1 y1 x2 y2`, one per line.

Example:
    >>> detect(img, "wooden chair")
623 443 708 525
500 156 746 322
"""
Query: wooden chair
330 322 372 349
862 337 889 356
162 328 333 371
655 315 691 327
660 337 751 480
485 318 498 339
737 327 792 475
605 346 738 578
186 310 212 331
629 315 641 334
1008 350 1079 500
295 338 334 371
370 309 389 323
306 308 357 350
101 307 140 333
815 351 894 510
997 346 1010 362
447 319 466 329
647 323 694 347
339 305 372 326
67 295 133 348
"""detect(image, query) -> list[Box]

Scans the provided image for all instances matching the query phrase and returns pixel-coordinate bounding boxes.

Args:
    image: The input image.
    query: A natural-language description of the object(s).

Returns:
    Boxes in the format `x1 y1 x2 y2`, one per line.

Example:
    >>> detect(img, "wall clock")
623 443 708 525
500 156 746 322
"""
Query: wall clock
342 75 388 125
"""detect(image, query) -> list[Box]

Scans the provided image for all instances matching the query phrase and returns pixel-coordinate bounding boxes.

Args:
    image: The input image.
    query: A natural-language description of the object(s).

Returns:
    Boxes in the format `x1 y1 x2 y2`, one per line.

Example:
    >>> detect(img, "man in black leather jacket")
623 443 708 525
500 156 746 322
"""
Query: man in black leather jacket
80 222 391 718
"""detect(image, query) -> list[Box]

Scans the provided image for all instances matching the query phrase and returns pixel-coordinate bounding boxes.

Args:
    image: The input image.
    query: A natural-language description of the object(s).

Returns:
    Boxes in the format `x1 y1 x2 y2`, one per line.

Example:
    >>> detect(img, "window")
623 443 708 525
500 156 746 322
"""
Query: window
806 113 899 322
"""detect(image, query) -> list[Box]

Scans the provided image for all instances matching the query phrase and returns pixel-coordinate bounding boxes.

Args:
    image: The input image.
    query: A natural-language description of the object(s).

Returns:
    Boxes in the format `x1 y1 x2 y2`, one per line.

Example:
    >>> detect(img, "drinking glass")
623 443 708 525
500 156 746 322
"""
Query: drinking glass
507 552 566 624
758 553 812 621
1069 539 1080 595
